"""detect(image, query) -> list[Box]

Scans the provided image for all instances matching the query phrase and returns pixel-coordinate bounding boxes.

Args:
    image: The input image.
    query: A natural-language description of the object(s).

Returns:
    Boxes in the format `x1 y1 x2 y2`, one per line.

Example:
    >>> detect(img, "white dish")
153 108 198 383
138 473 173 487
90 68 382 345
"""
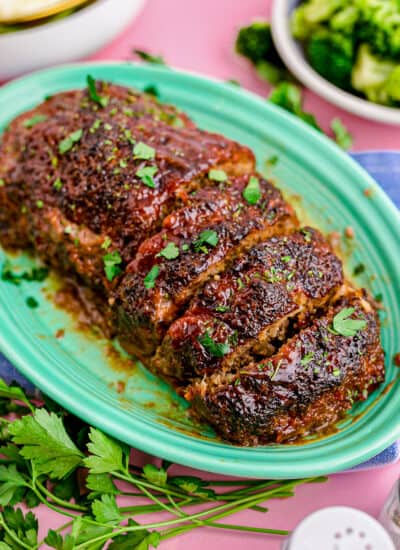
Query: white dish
0 0 146 80
271 0 400 126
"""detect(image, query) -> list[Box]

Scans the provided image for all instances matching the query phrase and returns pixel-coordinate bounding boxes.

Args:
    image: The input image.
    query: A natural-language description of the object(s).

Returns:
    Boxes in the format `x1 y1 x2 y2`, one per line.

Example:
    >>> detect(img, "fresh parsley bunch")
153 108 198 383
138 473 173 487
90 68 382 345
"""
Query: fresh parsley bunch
0 379 325 549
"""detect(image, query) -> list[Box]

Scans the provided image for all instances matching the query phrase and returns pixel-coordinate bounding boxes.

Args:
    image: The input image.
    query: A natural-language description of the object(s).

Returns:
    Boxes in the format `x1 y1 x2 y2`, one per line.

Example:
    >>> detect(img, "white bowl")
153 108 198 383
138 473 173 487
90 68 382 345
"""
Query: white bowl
271 0 400 125
0 0 146 80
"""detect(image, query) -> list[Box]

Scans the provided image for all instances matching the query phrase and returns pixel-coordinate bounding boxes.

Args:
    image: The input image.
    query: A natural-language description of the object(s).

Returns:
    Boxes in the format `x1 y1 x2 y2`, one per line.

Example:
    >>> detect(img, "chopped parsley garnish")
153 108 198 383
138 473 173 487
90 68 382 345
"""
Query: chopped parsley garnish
86 75 109 108
136 165 158 188
134 49 166 65
58 129 83 154
215 305 230 313
26 296 39 309
53 178 63 191
208 169 228 182
301 229 312 242
226 79 241 86
266 155 279 166
243 175 261 205
353 263 365 276
1 263 49 286
281 255 291 263
181 243 189 251
23 114 47 129
198 332 230 358
157 242 180 260
133 142 156 160
332 368 341 377
36 200 44 209
331 118 353 151
101 236 112 250
193 230 219 253
0 178 4 187
90 119 102 133
331 307 367 337
300 352 314 366
103 251 122 282
144 84 159 97
144 265 160 289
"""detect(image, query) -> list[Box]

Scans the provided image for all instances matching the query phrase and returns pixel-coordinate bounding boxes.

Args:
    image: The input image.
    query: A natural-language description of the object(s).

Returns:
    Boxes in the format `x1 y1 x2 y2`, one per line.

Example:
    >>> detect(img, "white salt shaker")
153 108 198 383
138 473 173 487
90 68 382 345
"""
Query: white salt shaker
379 480 400 549
282 506 395 550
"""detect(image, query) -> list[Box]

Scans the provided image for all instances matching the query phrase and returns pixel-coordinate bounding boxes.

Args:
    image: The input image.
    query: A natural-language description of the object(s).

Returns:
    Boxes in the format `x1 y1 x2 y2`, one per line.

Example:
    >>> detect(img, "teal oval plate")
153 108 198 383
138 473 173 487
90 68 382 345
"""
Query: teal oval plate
1 63 399 478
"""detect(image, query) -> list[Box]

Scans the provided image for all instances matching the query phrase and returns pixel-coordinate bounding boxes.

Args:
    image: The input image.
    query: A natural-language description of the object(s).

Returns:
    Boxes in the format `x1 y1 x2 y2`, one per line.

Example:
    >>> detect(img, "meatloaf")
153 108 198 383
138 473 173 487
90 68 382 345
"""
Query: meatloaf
0 79 385 446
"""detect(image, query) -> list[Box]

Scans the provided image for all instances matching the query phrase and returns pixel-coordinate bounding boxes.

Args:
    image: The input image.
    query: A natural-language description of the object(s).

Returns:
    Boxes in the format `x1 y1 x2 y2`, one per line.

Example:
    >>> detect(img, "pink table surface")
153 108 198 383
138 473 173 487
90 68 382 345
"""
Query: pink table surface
45 0 399 546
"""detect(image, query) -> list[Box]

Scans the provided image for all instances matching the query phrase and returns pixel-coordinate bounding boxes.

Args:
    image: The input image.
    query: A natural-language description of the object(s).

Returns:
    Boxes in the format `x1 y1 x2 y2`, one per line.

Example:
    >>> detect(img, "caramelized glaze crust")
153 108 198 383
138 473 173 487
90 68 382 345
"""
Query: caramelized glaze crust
187 291 384 445
154 228 344 382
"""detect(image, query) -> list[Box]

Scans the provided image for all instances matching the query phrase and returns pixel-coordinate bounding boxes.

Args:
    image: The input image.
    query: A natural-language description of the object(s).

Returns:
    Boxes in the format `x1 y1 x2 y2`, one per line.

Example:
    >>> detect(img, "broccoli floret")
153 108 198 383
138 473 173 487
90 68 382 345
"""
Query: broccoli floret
385 65 400 102
330 5 359 34
356 0 400 58
235 21 291 84
352 43 397 103
236 21 281 65
307 30 354 90
291 0 347 39
268 82 322 132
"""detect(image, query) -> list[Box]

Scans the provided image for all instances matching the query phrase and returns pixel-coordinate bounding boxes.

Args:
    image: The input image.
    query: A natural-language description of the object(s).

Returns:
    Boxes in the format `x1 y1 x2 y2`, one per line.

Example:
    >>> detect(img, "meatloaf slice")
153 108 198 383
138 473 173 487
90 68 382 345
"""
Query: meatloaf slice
186 290 385 445
115 174 298 359
0 82 254 291
0 83 193 251
153 228 344 383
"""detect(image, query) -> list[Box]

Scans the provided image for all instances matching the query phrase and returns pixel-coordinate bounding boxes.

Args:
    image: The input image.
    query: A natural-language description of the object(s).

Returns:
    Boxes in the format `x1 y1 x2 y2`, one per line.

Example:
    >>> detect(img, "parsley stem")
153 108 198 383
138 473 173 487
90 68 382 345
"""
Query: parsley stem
0 513 32 550
31 484 79 519
75 478 318 548
112 471 187 499
36 479 87 512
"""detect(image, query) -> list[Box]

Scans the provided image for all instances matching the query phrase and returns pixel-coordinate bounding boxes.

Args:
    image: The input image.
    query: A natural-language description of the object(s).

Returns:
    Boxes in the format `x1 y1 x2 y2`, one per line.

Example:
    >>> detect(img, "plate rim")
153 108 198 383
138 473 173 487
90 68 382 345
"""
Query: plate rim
0 61 400 478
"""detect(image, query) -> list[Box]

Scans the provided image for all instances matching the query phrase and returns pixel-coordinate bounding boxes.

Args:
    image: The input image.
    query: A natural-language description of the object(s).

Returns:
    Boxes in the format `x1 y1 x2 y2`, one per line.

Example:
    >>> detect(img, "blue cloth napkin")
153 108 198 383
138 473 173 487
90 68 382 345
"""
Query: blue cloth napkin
0 151 399 470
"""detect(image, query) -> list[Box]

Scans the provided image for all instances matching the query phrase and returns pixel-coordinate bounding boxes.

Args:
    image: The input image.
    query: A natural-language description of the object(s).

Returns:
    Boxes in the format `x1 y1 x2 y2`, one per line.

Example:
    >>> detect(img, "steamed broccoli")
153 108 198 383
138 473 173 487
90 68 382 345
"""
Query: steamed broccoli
307 30 354 90
386 66 400 102
291 0 400 106
291 0 347 39
357 0 400 58
352 44 397 103
235 21 291 84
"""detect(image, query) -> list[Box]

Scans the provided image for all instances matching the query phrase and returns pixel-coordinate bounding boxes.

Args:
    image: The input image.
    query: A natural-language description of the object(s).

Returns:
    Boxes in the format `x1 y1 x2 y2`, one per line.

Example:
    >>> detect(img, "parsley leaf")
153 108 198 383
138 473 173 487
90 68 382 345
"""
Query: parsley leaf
157 242 179 260
300 352 314 366
53 178 63 191
84 427 125 474
103 251 122 282
134 49 166 65
86 473 119 500
208 169 228 182
198 332 230 358
0 464 27 506
92 494 123 525
136 165 158 188
143 464 167 486
23 114 47 128
108 519 160 549
331 307 367 337
144 265 160 289
86 75 109 108
58 129 83 154
143 84 159 97
45 530 75 550
331 118 353 150
25 296 38 309
133 142 155 160
9 409 84 479
243 175 261 205
193 229 219 253
101 236 112 250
